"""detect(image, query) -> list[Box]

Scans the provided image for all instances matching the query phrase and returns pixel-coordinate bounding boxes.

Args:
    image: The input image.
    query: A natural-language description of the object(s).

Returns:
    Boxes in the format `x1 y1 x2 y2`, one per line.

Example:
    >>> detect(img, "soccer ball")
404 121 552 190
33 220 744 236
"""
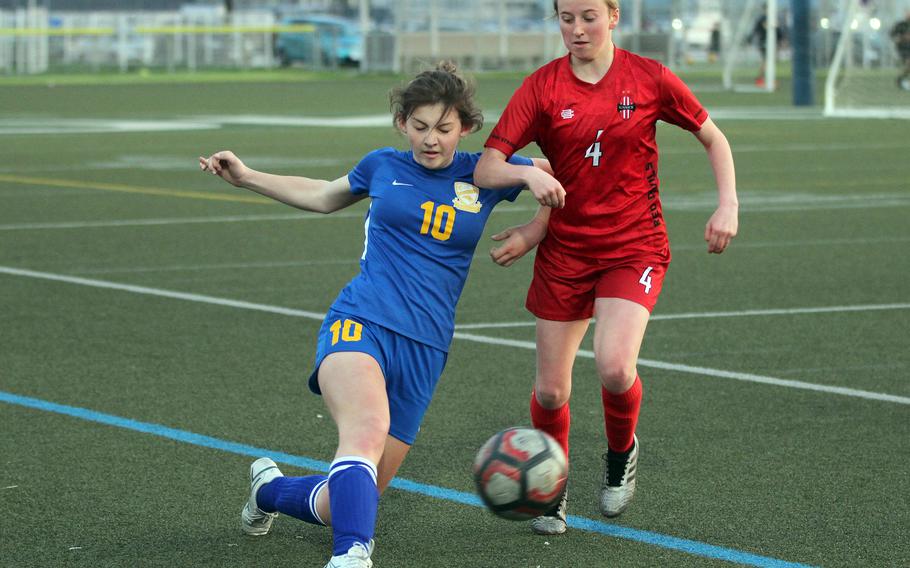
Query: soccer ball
472 427 568 520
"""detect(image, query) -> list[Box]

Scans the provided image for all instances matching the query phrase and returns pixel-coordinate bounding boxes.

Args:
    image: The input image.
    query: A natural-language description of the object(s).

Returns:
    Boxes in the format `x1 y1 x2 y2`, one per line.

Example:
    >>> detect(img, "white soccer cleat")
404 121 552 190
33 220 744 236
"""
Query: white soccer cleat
324 541 374 568
530 487 568 535
599 435 638 518
240 457 284 536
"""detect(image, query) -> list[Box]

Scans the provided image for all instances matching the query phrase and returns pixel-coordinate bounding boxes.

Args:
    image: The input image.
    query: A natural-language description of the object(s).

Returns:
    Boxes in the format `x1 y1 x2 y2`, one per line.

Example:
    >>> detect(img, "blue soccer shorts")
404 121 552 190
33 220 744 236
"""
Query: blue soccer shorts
308 309 448 445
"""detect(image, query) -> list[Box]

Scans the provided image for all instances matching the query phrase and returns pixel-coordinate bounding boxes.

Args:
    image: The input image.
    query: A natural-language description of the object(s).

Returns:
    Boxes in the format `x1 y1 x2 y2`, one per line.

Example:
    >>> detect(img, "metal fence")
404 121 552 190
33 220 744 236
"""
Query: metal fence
1 0 890 76
0 7 284 73
0 2 668 75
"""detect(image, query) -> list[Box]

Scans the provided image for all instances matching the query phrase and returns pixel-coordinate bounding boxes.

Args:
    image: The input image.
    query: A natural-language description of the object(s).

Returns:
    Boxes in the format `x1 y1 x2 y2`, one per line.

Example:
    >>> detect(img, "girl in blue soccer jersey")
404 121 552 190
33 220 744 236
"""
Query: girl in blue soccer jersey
199 61 550 568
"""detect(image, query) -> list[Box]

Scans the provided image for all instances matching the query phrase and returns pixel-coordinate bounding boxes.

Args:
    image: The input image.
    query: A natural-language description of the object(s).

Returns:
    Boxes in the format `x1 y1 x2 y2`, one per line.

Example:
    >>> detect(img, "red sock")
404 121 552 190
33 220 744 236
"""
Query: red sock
529 391 570 459
601 376 642 453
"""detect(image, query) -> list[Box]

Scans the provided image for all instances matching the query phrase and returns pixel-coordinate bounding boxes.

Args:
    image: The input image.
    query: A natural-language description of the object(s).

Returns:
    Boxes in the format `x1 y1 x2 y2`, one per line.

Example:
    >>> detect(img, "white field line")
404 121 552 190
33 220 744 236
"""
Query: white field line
671 235 910 251
720 199 910 212
662 141 910 155
3 192 910 232
9 234 907 278
452 333 910 405
64 258 360 275
0 118 219 135
0 141 904 176
2 142 906 175
0 213 346 230
42 235 908 276
33 228 910 276
0 207 530 232
1 264 907 406
2 196 906 232
453 303 910 330
0 109 838 136
0 265 326 320
0 155 354 174
1 108 905 141
49 253 496 275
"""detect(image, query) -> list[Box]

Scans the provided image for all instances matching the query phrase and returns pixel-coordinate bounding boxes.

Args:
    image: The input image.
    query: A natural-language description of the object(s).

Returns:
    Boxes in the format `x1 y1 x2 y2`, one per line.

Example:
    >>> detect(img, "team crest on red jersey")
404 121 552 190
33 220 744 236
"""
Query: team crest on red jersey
617 91 636 120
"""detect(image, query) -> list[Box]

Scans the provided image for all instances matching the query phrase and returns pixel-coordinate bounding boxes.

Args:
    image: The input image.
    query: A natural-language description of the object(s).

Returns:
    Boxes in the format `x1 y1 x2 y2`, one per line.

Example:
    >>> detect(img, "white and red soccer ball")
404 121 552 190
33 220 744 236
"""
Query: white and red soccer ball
472 427 568 520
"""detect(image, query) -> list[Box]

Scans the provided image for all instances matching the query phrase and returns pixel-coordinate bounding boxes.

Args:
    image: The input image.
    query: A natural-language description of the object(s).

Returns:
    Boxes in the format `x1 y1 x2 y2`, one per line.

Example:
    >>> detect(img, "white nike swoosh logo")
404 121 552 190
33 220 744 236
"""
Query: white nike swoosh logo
391 180 414 186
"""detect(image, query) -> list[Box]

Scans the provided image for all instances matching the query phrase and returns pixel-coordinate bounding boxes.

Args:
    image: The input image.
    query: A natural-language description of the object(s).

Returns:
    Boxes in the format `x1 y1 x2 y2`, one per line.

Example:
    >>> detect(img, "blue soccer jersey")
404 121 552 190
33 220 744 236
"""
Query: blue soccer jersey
330 148 531 351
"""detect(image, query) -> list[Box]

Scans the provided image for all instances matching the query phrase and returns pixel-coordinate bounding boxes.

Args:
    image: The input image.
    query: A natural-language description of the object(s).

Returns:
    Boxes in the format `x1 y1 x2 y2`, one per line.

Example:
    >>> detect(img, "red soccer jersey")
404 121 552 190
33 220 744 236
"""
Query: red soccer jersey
486 48 708 260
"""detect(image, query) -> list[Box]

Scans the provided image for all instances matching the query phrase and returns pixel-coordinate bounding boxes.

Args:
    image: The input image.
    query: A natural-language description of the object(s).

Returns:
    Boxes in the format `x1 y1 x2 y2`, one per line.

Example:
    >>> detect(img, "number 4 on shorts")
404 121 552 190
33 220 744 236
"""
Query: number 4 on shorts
639 266 654 294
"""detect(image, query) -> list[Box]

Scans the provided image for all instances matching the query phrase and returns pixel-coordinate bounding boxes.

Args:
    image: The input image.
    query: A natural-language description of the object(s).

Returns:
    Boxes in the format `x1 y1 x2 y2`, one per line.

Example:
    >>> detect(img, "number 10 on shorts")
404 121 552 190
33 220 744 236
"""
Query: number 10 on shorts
639 266 654 294
329 319 363 345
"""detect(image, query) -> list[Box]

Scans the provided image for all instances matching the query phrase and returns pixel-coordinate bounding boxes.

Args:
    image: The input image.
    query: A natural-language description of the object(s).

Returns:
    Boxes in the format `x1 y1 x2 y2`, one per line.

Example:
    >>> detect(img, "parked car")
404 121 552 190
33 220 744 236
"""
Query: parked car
274 14 363 67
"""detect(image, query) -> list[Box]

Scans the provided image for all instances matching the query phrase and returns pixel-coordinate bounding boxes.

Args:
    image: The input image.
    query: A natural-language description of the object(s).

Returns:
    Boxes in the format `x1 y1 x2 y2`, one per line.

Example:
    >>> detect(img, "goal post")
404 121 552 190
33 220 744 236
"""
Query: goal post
824 0 910 119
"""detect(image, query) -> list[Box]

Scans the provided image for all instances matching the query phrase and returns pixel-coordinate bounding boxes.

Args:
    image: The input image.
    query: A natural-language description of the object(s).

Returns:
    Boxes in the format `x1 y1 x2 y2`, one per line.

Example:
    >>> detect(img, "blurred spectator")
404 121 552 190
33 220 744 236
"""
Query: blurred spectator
748 7 783 86
709 21 721 63
891 10 910 91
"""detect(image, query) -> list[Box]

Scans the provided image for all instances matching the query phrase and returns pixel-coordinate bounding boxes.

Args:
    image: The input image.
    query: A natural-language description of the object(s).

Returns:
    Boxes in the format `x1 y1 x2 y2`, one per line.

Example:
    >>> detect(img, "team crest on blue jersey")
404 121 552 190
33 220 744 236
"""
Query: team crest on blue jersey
452 182 482 213
617 92 636 120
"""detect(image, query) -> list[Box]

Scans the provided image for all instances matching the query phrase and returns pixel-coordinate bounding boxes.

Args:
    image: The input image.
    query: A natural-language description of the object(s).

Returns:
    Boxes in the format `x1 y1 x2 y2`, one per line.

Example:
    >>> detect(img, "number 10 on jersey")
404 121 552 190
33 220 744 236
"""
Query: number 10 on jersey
420 201 455 241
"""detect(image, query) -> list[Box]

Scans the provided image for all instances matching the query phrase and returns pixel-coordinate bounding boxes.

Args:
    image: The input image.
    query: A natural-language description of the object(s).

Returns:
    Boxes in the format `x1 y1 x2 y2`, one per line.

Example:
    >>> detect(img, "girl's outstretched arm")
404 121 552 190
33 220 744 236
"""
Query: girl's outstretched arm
199 150 365 213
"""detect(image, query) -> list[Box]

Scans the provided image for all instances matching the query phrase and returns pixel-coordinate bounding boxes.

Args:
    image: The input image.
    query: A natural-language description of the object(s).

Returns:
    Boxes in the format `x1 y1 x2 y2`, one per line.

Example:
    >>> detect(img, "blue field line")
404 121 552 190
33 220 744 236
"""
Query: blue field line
1 390 814 568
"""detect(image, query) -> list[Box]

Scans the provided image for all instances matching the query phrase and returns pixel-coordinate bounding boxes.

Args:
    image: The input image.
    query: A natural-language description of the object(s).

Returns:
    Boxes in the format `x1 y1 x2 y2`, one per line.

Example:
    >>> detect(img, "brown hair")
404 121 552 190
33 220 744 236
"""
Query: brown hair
389 61 483 133
553 0 619 13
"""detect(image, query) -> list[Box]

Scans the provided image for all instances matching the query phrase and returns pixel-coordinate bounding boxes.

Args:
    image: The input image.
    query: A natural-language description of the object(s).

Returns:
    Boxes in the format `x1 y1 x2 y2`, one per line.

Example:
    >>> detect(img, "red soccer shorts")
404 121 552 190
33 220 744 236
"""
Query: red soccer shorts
525 243 669 321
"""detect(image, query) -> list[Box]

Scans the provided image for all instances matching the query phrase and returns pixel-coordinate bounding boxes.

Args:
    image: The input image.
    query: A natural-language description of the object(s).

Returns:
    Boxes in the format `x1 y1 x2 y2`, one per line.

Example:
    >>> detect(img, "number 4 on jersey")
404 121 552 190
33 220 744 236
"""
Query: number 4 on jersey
585 129 604 167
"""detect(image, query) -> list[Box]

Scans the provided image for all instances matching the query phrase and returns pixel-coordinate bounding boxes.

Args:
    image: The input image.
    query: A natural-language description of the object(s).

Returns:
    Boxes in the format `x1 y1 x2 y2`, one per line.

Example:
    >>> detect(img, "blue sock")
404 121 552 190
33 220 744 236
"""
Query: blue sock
256 475 328 526
328 456 378 556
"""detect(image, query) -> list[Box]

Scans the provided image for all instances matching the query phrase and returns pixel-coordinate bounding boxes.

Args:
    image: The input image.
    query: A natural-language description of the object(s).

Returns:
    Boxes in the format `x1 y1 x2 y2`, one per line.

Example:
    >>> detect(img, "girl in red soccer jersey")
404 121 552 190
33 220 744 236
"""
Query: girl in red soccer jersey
474 0 738 535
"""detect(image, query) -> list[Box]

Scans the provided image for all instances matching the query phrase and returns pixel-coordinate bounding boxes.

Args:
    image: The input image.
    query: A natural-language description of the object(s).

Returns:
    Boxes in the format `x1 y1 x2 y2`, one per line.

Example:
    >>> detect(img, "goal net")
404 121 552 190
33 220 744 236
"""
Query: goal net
722 0 780 93
824 0 910 118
